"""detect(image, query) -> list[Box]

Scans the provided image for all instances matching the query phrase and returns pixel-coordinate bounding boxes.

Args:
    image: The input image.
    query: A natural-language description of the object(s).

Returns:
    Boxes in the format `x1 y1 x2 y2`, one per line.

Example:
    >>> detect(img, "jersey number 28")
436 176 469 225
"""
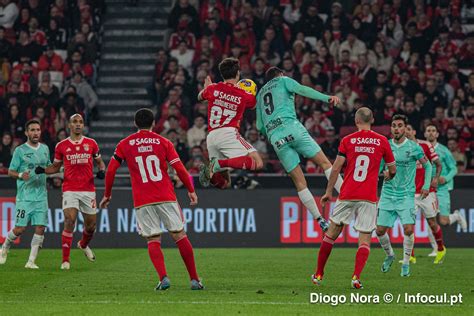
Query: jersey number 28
135 155 163 183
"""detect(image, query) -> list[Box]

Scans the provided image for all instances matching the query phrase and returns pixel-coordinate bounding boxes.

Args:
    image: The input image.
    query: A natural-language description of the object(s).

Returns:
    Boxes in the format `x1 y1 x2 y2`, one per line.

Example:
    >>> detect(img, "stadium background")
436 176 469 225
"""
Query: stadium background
0 0 472 248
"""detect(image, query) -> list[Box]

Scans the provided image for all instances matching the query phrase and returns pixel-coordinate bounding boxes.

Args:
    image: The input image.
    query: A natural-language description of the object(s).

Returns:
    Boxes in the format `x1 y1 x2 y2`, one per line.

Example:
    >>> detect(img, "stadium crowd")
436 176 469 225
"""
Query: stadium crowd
151 0 474 174
0 0 104 174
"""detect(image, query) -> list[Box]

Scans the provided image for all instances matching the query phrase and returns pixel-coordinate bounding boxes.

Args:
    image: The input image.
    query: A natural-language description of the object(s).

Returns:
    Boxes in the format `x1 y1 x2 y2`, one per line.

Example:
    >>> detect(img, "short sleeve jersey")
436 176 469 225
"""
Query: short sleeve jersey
201 82 256 132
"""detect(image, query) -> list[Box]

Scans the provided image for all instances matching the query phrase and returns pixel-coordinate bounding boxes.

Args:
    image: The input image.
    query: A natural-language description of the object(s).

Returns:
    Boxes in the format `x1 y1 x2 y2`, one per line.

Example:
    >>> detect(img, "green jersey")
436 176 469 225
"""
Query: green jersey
256 76 330 138
381 139 425 199
434 143 457 191
9 143 50 202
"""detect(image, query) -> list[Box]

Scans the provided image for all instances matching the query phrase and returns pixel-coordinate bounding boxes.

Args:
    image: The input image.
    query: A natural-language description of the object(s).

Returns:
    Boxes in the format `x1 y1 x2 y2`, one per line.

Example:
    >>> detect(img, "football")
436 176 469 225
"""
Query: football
238 79 257 96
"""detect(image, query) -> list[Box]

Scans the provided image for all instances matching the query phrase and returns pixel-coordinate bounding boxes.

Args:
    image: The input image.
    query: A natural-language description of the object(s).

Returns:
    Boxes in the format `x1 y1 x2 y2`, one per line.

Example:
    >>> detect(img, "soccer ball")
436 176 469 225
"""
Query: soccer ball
238 79 257 96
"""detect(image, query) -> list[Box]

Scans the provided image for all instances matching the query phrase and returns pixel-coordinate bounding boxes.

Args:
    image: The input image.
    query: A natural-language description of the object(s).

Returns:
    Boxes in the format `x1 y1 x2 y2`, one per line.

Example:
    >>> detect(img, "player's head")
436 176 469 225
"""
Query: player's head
354 107 374 127
218 58 240 81
134 108 155 130
265 66 284 82
424 123 439 143
405 124 417 140
391 114 408 140
25 119 41 144
69 114 84 136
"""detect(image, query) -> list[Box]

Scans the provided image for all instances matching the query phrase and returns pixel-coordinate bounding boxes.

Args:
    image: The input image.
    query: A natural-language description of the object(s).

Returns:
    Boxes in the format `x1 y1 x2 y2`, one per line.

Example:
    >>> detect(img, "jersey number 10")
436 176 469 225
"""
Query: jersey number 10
135 155 163 183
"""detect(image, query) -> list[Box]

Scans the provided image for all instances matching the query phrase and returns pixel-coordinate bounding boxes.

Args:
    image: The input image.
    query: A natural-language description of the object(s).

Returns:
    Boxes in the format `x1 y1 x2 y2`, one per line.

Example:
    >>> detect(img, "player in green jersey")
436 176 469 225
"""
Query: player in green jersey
376 114 432 277
0 120 50 269
255 67 343 231
424 124 467 231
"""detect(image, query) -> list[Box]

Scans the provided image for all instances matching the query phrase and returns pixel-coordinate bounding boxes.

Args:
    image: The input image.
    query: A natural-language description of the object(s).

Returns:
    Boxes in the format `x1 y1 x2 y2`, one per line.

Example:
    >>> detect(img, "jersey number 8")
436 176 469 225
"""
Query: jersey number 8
135 155 163 183
353 155 370 182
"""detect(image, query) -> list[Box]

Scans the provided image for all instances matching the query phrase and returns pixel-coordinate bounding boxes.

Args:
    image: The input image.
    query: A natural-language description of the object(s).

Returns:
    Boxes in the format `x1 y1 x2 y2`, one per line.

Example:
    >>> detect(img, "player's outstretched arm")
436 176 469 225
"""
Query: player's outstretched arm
286 77 341 106
100 157 121 208
419 157 433 199
35 161 62 175
321 155 345 203
172 161 198 205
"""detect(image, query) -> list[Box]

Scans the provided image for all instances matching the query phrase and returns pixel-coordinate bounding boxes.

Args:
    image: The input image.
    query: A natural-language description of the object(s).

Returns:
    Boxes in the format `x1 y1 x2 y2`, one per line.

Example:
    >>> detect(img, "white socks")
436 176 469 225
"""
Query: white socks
377 233 394 257
28 234 44 263
298 188 321 219
403 234 415 265
324 167 343 193
427 228 437 251
2 230 18 251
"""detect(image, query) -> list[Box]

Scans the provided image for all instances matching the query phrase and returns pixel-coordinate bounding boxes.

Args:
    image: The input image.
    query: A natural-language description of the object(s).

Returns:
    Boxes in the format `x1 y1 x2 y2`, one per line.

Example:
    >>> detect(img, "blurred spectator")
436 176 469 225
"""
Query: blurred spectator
0 131 12 173
339 32 367 62
170 41 194 75
62 72 97 114
186 114 206 148
247 128 267 156
319 128 339 161
38 45 63 71
447 139 467 172
0 0 19 29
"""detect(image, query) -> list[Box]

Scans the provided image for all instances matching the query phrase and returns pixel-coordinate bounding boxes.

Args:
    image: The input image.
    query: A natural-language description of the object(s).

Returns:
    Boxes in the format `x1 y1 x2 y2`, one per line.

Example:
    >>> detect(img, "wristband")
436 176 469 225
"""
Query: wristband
18 172 23 179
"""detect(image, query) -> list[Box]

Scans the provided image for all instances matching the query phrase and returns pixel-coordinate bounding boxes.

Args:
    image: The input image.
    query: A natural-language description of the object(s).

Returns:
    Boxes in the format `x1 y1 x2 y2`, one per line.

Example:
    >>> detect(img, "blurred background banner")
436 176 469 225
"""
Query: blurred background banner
1 187 472 248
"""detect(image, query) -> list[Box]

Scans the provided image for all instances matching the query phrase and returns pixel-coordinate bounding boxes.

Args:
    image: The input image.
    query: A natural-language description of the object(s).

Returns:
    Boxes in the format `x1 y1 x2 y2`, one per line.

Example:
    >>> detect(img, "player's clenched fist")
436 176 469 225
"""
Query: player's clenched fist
188 192 198 205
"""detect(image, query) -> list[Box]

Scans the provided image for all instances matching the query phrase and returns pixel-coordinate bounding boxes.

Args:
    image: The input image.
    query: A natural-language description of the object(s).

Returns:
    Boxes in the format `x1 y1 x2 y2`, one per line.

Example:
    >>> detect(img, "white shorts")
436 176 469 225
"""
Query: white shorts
330 200 377 233
415 192 439 219
63 191 97 215
207 127 256 159
136 202 184 237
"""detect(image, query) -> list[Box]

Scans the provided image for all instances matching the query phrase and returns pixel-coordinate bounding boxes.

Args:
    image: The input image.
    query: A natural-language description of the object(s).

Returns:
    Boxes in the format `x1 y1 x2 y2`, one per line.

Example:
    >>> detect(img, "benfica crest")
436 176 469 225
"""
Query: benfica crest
83 144 90 151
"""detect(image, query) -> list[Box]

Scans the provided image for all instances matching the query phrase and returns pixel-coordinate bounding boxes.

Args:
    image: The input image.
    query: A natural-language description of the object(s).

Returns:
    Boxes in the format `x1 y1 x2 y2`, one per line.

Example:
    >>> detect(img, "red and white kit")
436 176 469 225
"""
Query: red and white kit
111 130 190 237
415 139 439 218
331 130 395 232
54 137 100 214
201 82 257 159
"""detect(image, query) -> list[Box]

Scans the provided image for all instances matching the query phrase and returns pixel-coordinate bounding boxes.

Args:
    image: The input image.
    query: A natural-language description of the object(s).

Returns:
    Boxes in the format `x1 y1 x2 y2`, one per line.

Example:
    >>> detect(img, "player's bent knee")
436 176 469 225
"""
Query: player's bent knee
169 229 186 241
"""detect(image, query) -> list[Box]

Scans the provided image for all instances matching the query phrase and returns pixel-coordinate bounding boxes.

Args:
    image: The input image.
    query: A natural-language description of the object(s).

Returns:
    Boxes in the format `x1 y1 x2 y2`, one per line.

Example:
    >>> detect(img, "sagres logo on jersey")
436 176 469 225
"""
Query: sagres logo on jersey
0 198 20 244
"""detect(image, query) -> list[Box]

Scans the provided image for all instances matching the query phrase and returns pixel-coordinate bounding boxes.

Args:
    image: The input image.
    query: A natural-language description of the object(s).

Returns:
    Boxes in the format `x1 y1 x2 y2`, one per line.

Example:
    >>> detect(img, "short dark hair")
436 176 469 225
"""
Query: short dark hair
265 66 284 81
426 123 438 132
25 119 41 131
392 114 408 125
134 108 154 129
218 58 240 80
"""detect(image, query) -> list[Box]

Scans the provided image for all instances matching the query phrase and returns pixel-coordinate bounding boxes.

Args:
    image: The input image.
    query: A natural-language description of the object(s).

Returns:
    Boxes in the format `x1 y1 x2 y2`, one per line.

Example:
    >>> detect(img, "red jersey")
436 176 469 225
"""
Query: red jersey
114 130 180 208
338 130 395 203
54 137 100 192
201 82 256 132
415 139 438 194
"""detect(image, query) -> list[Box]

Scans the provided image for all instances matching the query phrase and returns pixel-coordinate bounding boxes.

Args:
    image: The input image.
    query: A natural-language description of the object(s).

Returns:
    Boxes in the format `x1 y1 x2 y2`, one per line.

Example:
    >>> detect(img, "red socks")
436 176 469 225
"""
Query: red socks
433 226 444 251
61 230 73 263
147 240 167 280
79 230 94 248
176 236 199 281
353 243 370 279
411 248 415 257
218 156 256 170
210 172 229 189
315 235 336 277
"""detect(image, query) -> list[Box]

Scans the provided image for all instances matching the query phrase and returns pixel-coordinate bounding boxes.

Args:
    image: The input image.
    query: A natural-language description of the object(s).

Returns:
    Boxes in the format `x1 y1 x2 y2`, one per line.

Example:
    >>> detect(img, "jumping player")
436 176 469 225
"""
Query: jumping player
424 124 467 232
36 114 105 270
406 124 446 264
314 108 396 289
256 67 343 231
99 108 203 291
1 120 50 269
376 114 432 277
198 57 263 188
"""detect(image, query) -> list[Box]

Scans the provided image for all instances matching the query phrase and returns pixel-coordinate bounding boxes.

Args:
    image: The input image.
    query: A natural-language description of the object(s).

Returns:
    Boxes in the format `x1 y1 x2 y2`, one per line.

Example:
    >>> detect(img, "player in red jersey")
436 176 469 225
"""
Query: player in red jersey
197 58 263 189
313 108 396 289
99 109 203 291
36 114 105 270
406 124 446 263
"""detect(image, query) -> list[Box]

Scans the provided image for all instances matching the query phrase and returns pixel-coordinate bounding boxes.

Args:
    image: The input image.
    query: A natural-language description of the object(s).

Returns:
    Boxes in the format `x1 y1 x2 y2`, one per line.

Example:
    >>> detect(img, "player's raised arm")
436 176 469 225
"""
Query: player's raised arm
284 77 341 106
197 76 213 102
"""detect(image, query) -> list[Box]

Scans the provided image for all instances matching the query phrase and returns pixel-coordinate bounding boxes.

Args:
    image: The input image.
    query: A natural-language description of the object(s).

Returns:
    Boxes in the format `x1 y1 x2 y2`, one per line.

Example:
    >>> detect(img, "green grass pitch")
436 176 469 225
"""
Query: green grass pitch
0 248 472 315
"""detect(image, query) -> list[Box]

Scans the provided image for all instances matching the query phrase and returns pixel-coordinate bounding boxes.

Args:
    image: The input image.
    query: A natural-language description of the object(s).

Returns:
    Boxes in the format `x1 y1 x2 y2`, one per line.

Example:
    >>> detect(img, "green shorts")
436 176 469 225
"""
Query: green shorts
15 200 48 227
436 190 451 216
377 195 416 227
270 124 321 172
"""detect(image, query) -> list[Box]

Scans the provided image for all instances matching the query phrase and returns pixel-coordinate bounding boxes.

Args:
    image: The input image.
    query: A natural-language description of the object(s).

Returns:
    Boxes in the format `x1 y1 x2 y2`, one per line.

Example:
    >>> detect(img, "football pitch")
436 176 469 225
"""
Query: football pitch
0 248 472 315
